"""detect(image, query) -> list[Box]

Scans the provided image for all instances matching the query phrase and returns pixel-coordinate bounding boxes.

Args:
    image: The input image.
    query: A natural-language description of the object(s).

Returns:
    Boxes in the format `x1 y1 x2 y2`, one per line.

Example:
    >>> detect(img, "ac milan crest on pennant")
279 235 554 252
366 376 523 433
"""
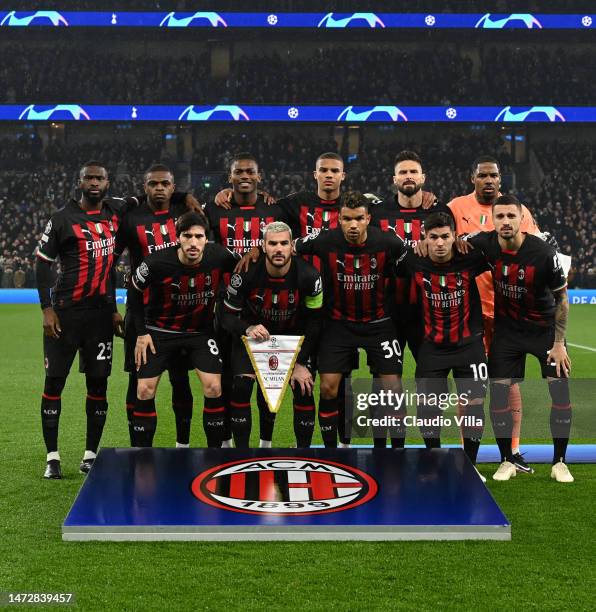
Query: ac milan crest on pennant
191 456 378 515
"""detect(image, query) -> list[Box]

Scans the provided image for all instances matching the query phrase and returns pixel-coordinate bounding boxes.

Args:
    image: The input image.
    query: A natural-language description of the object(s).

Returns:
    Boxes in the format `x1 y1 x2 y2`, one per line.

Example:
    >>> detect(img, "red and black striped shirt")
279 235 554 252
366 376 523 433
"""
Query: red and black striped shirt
131 244 237 334
295 226 406 323
36 198 126 309
399 250 488 346
468 231 567 327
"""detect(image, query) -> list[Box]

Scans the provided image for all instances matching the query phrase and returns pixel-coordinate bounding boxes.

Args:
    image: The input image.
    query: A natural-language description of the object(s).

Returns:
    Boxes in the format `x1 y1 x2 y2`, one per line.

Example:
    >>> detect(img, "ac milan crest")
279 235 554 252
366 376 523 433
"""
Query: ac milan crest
191 457 378 515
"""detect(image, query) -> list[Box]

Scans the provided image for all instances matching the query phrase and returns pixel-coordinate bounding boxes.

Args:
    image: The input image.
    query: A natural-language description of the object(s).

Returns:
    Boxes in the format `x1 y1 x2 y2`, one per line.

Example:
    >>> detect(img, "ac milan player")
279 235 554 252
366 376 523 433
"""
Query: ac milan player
116 164 197 448
221 222 323 448
129 212 238 447
467 195 573 483
36 161 126 479
204 153 283 448
295 191 407 447
448 156 541 473
399 212 489 480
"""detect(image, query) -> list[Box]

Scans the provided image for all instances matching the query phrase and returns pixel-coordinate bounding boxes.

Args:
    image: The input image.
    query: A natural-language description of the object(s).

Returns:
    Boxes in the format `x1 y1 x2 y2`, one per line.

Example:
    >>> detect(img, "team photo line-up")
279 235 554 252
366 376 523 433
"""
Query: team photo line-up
35 150 574 484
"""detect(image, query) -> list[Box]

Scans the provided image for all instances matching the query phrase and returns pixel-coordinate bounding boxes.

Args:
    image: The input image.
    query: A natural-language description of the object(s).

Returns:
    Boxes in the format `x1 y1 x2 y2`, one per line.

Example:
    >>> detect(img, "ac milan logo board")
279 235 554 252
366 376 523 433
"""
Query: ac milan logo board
63 448 510 541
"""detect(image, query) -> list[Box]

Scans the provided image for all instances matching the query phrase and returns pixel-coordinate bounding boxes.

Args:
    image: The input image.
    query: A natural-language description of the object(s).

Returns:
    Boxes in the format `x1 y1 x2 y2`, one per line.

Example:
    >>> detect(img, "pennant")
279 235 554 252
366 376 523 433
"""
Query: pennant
242 335 304 413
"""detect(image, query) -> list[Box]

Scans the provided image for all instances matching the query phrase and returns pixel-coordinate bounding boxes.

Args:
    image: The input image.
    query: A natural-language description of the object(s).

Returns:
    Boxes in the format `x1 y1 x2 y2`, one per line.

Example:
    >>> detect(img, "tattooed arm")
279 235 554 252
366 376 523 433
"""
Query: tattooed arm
547 288 571 377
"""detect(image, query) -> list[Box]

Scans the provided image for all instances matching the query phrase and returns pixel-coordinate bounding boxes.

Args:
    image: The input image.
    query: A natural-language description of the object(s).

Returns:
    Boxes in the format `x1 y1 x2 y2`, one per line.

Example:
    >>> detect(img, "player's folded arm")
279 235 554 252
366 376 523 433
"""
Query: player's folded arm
35 254 55 310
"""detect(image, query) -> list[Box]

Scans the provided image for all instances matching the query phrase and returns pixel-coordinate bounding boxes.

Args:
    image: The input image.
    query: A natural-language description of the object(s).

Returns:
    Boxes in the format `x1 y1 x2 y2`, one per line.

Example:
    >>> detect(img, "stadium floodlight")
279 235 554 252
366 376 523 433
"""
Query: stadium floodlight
494 106 566 122
159 12 227 28
336 106 408 122
178 105 250 121
18 105 90 120
317 13 385 28
475 13 542 29
0 11 68 26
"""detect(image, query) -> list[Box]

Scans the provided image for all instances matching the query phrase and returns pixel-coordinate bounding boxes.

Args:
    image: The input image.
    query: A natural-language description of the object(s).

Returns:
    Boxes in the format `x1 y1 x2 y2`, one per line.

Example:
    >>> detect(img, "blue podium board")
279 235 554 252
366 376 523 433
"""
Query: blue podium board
63 448 510 541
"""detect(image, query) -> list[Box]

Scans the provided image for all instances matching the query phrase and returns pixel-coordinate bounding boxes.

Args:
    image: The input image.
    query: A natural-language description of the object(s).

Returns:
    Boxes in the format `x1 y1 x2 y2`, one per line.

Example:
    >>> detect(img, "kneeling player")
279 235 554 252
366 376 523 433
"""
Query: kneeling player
130 212 238 447
221 222 323 448
402 213 489 479
468 195 574 482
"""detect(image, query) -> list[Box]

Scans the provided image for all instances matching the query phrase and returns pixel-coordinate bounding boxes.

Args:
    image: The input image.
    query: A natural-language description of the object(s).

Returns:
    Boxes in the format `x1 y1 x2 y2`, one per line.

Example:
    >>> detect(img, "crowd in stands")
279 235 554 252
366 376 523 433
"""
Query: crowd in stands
1 42 593 105
1 133 593 288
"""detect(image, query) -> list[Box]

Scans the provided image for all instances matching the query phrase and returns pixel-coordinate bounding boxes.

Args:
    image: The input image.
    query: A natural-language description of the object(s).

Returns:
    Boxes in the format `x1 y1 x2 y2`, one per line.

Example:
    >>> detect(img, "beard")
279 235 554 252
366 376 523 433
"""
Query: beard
82 185 108 204
266 253 290 268
397 182 423 196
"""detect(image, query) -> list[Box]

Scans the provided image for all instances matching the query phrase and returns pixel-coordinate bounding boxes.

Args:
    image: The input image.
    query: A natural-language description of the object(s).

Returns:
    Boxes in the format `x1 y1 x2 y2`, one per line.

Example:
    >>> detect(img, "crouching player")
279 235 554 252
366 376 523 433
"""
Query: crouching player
221 221 323 448
407 212 489 479
129 211 238 447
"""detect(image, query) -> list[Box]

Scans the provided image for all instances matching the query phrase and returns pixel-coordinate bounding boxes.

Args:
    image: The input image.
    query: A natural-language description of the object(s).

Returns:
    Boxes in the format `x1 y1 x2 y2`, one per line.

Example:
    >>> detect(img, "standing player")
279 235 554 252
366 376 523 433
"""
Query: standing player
399 212 489 478
36 161 126 479
221 222 323 448
448 156 539 473
295 191 407 447
467 195 573 482
116 164 196 448
130 212 238 447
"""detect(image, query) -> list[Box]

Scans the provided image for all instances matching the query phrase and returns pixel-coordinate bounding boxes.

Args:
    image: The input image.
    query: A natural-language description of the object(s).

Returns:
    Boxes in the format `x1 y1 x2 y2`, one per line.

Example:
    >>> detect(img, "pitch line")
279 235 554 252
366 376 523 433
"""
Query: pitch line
568 342 596 353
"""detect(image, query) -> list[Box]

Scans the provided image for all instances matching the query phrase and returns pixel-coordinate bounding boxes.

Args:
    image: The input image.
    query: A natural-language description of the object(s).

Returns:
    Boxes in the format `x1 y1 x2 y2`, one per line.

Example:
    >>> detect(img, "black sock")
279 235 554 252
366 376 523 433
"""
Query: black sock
337 374 353 445
230 377 253 448
203 396 225 448
417 404 442 449
221 367 233 442
126 373 137 446
85 377 108 453
548 379 572 463
257 386 276 443
293 388 315 448
133 398 157 447
170 372 193 445
318 397 338 448
489 383 513 462
461 403 485 464
41 376 65 454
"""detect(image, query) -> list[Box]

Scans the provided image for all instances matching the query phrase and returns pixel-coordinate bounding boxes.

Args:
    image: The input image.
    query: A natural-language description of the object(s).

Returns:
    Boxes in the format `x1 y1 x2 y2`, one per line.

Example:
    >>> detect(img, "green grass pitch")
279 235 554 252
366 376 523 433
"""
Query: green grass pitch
1 304 595 610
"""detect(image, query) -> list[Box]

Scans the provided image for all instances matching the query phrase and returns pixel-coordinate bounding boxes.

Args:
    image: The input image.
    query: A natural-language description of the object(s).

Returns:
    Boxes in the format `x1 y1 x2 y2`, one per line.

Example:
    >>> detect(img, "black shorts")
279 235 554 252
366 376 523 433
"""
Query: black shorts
392 304 423 362
318 319 403 375
123 308 192 376
137 330 223 379
44 306 114 378
416 338 488 400
488 322 563 380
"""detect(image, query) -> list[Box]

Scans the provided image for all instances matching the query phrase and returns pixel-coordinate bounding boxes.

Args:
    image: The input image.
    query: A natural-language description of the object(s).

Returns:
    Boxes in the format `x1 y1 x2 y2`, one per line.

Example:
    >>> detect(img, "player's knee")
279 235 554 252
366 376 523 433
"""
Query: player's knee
489 381 511 410
202 378 222 399
44 376 66 397
137 379 157 400
548 378 570 406
320 378 340 399
85 376 107 397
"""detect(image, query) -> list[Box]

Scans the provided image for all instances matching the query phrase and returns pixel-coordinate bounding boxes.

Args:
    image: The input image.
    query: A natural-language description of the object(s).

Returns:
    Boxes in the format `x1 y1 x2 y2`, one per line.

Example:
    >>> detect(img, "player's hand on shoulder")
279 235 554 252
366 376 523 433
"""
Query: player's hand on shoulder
135 334 156 370
234 247 261 273
112 312 125 338
214 188 233 210
258 189 277 205
245 324 269 342
454 237 473 254
414 239 428 257
291 363 314 395
185 193 203 213
421 190 438 208
42 307 61 338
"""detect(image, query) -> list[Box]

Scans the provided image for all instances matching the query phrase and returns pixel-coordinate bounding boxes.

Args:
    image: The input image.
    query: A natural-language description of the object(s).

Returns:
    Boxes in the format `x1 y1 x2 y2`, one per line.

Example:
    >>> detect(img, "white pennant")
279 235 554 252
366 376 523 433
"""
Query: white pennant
242 335 304 413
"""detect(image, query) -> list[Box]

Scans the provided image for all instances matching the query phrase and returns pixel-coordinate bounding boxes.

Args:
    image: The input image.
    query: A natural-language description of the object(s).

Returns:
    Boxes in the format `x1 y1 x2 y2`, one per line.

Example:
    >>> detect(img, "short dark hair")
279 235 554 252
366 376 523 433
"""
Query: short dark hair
471 155 499 174
492 194 522 211
144 163 173 181
80 160 107 176
230 152 259 171
175 211 210 237
340 190 370 212
394 150 423 170
316 152 343 165
424 212 455 233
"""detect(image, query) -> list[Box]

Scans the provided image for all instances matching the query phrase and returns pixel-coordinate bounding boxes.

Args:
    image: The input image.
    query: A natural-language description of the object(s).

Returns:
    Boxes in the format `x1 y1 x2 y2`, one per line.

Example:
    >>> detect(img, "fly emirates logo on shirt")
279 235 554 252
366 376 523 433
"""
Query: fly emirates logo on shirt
423 274 466 308
81 223 116 258
337 256 380 290
171 276 214 307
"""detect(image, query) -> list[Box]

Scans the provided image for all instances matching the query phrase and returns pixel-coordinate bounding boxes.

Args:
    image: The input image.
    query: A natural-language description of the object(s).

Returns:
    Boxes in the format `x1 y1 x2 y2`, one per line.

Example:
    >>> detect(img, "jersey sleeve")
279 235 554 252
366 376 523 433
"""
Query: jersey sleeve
386 230 408 261
221 272 251 336
297 264 323 365
546 249 568 292
294 230 326 256
131 258 154 293
465 231 492 253
36 214 62 263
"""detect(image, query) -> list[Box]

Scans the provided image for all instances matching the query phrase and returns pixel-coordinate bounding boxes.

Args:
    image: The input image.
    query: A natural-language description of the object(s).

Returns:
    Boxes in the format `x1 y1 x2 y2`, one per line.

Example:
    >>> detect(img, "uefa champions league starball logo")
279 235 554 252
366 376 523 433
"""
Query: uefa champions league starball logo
191 457 378 515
